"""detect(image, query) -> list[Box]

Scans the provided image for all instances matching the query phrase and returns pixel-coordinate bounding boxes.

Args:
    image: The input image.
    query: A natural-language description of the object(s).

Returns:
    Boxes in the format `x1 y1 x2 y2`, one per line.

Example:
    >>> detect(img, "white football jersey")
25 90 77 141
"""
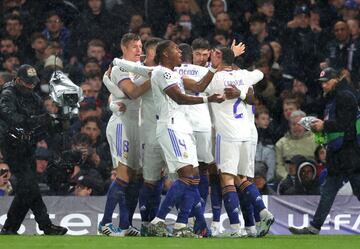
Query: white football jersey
245 86 258 143
175 63 212 132
205 69 263 141
140 69 157 130
110 65 147 112
151 66 192 134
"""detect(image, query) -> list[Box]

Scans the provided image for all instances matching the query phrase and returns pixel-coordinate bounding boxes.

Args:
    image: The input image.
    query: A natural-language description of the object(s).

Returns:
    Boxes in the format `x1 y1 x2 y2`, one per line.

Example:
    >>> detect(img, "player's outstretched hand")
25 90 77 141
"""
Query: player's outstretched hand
208 93 225 103
224 84 240 99
231 40 245 57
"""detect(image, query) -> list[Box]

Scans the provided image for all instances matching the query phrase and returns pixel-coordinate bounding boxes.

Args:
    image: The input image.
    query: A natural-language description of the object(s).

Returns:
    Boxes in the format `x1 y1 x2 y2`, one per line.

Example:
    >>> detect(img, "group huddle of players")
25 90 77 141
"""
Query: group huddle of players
97 33 274 238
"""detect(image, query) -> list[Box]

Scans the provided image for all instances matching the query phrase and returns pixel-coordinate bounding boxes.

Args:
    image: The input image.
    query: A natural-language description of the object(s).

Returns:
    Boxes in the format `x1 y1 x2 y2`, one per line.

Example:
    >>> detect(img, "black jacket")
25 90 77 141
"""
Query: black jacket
323 79 360 175
0 81 48 169
323 39 360 87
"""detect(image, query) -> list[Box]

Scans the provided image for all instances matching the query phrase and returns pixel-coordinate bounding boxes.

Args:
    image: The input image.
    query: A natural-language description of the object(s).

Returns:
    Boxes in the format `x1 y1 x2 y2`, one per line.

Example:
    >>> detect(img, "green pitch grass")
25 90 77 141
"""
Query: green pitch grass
2 235 360 249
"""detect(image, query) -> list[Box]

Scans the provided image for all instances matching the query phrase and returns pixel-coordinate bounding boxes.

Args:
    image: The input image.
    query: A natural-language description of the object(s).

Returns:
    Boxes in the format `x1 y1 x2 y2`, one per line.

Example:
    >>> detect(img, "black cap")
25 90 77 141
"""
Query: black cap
35 147 52 160
16 64 40 85
318 67 338 82
285 155 307 166
294 5 310 16
76 174 96 189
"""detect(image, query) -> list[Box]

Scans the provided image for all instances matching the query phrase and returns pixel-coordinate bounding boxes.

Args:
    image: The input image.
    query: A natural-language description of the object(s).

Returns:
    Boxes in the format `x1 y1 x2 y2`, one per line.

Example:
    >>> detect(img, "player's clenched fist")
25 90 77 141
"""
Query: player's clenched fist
208 93 225 103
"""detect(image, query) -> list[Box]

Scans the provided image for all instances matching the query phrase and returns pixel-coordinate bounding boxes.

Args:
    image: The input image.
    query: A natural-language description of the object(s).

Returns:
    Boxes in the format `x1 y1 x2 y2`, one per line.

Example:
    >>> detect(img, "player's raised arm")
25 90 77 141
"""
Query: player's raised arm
112 58 153 78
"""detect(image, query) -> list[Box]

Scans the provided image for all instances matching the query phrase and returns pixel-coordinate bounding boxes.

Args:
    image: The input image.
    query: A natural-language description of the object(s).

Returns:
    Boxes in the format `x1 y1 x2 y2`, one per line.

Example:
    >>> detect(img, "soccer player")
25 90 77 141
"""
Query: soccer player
175 44 213 224
148 40 224 237
192 38 211 67
111 40 223 236
134 38 166 234
205 46 274 237
98 33 150 236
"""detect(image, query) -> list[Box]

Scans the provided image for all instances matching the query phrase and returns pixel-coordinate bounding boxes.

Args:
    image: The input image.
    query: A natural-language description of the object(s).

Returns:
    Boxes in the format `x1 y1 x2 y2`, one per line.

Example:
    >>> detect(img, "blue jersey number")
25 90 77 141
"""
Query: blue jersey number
233 98 243 119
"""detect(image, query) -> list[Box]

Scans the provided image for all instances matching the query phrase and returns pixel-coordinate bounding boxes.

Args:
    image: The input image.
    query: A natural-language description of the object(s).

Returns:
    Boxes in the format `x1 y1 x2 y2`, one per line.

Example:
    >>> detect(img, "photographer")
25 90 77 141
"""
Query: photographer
0 64 67 235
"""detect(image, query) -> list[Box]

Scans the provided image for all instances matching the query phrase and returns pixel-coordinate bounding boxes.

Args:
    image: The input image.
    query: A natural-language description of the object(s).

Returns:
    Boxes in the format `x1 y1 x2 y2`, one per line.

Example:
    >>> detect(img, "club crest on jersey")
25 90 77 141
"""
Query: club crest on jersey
183 151 188 158
163 72 171 79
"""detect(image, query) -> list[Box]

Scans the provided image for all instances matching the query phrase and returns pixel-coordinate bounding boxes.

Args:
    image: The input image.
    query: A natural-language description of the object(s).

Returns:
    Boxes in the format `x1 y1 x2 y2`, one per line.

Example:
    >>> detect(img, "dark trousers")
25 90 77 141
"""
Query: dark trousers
310 173 360 230
3 164 51 232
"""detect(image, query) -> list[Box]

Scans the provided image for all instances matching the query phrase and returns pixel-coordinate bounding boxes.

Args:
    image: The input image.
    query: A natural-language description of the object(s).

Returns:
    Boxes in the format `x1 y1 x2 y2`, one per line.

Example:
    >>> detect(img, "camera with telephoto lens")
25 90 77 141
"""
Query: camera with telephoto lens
49 70 83 118
46 149 83 194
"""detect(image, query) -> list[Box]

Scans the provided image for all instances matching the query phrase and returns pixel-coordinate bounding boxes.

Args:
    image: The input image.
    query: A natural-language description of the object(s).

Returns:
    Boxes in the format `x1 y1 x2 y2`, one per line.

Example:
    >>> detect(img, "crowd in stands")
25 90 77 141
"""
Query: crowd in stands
1 0 359 197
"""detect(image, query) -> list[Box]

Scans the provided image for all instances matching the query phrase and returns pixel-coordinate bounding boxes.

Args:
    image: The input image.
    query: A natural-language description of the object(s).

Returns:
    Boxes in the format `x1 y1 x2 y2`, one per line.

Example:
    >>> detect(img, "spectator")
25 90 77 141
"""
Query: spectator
0 36 19 57
273 95 300 141
73 173 103 196
203 0 228 30
342 0 359 21
245 13 275 67
163 13 196 44
212 29 231 46
295 159 320 195
71 96 100 135
321 20 360 88
208 12 244 43
80 116 111 181
256 0 282 38
43 96 60 115
139 24 154 43
254 163 276 195
291 73 319 116
347 18 360 41
83 57 101 75
43 41 63 61
275 110 317 179
86 39 110 72
81 82 96 98
71 0 115 58
253 59 277 109
84 71 108 108
282 5 318 84
278 155 320 195
35 147 53 195
70 133 107 183
277 155 302 195
128 13 144 34
0 72 12 90
1 53 20 75
314 145 326 178
42 11 71 59
29 32 48 71
0 162 13 196
255 108 276 182
3 14 29 56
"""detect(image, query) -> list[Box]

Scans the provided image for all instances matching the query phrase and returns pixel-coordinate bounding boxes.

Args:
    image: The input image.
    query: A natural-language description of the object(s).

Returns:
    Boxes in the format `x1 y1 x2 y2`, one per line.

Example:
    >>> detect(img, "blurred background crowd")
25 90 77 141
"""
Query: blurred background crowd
0 0 359 197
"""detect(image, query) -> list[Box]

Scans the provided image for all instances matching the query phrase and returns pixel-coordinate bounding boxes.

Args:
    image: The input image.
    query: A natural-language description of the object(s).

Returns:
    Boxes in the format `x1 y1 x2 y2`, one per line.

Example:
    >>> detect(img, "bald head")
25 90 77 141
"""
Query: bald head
334 21 350 43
